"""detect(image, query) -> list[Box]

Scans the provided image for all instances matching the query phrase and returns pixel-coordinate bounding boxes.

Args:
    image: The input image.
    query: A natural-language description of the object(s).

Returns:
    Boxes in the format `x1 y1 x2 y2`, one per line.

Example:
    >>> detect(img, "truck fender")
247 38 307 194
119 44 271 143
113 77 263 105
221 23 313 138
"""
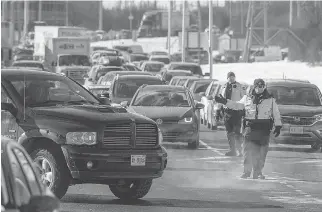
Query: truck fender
18 129 65 148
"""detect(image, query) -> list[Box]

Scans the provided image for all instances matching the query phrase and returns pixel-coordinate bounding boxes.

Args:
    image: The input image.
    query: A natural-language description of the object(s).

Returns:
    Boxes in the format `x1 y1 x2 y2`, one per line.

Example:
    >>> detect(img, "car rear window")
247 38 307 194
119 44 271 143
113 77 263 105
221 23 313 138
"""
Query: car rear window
193 82 212 93
171 65 202 76
96 67 124 81
151 57 170 64
144 63 164 72
267 86 322 106
131 55 149 62
13 63 43 69
114 78 163 98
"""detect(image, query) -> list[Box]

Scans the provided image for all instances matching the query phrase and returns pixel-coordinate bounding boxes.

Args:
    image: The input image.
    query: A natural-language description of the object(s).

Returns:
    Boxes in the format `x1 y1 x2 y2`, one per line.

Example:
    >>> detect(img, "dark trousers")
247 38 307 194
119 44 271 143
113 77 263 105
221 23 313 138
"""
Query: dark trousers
243 134 270 175
224 110 242 153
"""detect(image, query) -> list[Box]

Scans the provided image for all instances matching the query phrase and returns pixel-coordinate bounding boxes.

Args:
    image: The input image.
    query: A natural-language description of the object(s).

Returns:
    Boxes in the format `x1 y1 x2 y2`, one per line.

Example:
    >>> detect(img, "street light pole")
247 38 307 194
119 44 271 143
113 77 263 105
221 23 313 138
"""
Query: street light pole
167 0 172 55
181 0 186 62
65 0 69 26
99 0 103 30
209 0 213 78
23 0 29 35
38 0 42 21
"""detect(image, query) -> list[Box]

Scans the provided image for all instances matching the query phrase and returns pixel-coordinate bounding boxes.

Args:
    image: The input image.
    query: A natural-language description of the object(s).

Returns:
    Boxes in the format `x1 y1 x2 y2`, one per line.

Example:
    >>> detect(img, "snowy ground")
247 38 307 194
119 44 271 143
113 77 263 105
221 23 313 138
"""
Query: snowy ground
201 62 322 91
92 37 322 90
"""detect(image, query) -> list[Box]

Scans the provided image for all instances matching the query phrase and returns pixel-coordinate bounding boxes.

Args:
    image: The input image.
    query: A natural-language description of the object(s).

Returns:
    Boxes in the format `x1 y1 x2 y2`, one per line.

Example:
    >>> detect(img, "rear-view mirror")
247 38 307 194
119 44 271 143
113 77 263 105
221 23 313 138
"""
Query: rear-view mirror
120 101 129 107
98 92 110 99
88 78 93 82
22 195 60 212
204 73 210 77
98 97 111 105
207 95 213 100
199 92 205 96
195 102 205 110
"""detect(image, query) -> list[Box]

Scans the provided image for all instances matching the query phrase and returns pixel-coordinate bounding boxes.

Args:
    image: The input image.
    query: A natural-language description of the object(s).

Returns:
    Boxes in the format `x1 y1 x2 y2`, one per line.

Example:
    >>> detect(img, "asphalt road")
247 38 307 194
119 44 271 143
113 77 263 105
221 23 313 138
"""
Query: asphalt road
60 125 322 212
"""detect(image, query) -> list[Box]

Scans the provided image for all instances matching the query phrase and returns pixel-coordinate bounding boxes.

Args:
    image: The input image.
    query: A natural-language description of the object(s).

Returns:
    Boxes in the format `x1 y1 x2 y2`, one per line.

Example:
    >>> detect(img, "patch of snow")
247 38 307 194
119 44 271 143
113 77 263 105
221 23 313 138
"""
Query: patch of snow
201 61 322 91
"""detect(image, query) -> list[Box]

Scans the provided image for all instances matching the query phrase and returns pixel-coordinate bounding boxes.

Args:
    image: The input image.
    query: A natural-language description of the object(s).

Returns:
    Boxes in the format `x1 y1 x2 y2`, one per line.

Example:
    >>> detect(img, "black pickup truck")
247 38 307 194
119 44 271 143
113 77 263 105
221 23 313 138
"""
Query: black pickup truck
1 68 167 200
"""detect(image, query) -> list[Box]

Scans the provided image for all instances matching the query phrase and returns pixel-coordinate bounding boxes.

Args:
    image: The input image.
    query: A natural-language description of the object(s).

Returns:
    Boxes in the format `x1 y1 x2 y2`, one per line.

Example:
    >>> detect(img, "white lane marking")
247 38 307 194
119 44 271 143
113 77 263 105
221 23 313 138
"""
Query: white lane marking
199 139 225 156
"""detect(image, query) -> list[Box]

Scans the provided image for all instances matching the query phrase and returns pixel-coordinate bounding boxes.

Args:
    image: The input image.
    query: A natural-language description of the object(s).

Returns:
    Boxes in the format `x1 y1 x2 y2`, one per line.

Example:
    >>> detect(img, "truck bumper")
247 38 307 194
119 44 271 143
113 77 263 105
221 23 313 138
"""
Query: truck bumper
61 145 168 184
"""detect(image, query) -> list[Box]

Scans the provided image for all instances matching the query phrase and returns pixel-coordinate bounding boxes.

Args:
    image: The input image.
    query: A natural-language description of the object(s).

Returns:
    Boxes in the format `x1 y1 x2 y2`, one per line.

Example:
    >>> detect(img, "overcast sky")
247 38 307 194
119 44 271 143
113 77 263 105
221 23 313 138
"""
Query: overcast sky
102 0 226 9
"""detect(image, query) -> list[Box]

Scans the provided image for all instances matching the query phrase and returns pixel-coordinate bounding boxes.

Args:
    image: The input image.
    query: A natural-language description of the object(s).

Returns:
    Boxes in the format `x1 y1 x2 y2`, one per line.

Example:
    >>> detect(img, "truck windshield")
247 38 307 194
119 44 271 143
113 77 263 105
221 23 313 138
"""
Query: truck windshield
4 74 100 107
59 55 90 66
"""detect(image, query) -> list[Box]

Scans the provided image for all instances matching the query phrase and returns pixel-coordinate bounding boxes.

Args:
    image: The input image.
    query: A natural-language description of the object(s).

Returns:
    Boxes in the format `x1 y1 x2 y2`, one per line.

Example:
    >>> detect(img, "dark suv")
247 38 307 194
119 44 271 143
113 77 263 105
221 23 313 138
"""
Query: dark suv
265 79 322 149
107 75 165 104
1 68 167 200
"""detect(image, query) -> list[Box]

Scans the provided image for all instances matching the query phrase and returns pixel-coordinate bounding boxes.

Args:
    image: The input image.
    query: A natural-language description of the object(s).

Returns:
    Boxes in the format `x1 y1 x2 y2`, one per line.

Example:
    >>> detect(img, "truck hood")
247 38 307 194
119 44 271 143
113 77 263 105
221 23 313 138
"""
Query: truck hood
278 105 322 117
129 106 193 120
31 104 153 123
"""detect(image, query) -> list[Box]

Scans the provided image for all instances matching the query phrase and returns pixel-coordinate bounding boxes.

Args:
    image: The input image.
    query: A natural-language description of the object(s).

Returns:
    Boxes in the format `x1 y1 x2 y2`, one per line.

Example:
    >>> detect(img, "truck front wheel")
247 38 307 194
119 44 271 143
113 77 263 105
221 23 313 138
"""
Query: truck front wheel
109 179 153 200
31 148 70 199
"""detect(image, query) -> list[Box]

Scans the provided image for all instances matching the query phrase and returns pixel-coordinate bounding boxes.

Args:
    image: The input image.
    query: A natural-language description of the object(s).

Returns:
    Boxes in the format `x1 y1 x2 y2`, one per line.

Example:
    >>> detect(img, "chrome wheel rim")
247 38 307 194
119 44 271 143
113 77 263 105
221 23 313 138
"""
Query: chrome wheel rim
34 156 54 188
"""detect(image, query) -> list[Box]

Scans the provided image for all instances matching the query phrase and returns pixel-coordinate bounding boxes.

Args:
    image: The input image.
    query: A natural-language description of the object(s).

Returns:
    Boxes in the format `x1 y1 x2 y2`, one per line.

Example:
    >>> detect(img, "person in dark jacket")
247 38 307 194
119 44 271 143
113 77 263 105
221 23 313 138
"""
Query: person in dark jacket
219 72 246 156
215 78 282 179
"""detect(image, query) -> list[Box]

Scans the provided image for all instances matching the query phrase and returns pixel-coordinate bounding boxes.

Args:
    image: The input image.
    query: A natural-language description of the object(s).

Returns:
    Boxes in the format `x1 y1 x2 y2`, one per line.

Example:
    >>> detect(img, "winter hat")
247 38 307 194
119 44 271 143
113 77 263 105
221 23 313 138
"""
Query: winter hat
253 78 265 87
227 71 235 79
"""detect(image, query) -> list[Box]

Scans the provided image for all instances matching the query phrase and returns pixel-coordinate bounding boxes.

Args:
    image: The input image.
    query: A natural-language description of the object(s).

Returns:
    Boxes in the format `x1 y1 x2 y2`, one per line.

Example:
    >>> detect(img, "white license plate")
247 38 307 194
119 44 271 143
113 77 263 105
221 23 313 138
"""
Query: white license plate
290 127 304 134
131 155 146 166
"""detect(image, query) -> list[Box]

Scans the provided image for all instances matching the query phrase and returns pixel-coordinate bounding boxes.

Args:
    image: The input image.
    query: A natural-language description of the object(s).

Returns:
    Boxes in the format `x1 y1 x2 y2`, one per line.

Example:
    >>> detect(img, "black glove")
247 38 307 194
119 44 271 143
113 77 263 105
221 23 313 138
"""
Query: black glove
273 126 282 137
214 94 227 105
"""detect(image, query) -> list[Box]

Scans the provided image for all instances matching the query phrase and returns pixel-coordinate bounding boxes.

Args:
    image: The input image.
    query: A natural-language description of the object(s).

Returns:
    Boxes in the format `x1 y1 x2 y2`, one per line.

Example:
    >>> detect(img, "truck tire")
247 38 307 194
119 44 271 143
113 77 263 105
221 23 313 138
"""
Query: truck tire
109 179 153 200
31 149 70 199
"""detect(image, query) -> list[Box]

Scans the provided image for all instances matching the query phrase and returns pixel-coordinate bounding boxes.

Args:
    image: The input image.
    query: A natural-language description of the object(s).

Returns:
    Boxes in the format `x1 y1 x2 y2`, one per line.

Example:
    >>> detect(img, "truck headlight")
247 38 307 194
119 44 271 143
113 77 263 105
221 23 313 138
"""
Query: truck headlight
314 114 322 122
179 117 193 123
66 132 97 145
158 128 163 145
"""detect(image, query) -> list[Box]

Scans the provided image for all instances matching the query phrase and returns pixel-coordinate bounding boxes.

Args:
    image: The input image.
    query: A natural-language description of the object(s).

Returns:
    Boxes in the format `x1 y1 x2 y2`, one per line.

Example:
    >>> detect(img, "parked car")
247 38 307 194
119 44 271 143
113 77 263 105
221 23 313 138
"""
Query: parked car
169 76 198 86
159 69 193 83
204 81 248 130
84 65 125 88
107 75 165 104
141 61 165 74
200 81 221 127
1 136 60 212
265 79 322 149
189 79 214 102
97 71 153 88
166 62 203 77
12 60 46 71
1 68 167 199
123 63 142 71
174 76 200 87
129 53 149 63
126 85 204 149
149 55 171 64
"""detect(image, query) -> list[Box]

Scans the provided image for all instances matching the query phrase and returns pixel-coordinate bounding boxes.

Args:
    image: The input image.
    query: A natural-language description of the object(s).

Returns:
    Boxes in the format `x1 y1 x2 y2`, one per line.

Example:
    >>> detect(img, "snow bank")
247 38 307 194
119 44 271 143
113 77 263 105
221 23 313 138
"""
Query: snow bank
91 36 179 53
201 61 322 91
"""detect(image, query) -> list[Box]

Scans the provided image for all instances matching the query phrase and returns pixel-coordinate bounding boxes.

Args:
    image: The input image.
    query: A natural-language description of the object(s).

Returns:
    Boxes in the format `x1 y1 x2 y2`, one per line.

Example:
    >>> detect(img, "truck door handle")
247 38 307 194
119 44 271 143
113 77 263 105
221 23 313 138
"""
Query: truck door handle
9 130 16 133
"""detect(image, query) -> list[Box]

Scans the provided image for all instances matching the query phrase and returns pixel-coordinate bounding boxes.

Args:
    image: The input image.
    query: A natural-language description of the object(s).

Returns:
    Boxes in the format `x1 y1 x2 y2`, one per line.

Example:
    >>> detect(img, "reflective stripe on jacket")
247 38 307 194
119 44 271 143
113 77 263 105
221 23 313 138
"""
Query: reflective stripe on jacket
225 95 282 126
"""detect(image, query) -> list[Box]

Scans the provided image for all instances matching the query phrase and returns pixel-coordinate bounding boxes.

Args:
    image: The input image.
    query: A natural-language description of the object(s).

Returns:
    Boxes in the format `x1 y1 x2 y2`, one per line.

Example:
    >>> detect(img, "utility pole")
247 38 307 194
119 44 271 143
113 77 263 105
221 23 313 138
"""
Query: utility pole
289 0 293 27
9 1 16 46
23 0 29 36
167 0 172 55
241 1 244 34
209 0 213 78
229 0 232 27
263 2 268 45
38 0 42 21
99 0 103 30
181 1 186 62
65 0 69 26
2 1 8 21
197 0 202 65
296 1 301 19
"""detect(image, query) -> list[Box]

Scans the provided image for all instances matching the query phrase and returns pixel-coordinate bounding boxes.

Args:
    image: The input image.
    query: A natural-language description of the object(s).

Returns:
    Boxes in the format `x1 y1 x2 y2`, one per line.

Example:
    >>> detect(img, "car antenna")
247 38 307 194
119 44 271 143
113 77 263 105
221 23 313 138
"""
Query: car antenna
23 74 26 121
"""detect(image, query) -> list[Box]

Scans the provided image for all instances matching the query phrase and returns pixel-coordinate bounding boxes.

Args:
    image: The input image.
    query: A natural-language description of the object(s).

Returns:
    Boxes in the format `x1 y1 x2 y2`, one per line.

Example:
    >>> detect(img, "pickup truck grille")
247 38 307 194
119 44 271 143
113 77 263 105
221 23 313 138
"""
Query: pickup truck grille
136 123 158 146
281 116 316 126
66 70 86 79
103 124 132 147
102 123 158 148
